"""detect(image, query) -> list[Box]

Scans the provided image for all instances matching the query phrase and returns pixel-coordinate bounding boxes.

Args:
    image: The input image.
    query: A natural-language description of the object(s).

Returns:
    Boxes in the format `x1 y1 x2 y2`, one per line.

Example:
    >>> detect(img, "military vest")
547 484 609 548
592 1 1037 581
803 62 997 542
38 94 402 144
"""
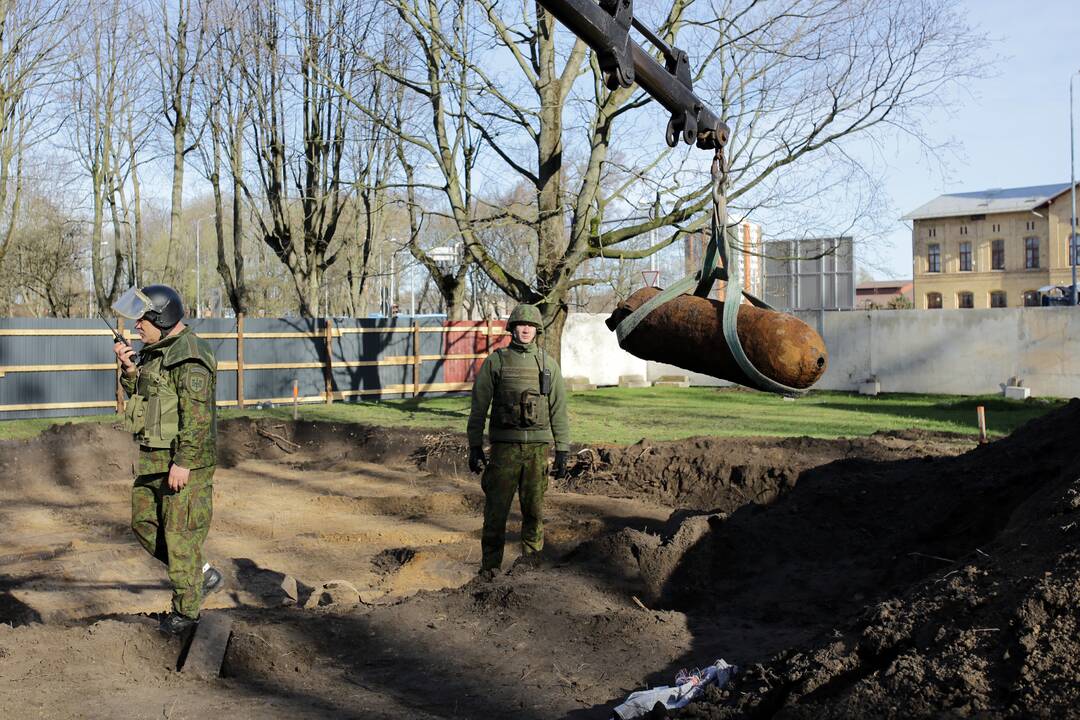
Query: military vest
123 329 216 448
490 347 550 434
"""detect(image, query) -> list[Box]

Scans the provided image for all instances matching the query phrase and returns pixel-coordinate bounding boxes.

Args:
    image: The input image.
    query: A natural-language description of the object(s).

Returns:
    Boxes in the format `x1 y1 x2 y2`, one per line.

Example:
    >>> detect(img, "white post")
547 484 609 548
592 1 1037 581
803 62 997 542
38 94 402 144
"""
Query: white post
390 251 396 310
195 221 201 318
193 215 214 318
1071 72 1078 305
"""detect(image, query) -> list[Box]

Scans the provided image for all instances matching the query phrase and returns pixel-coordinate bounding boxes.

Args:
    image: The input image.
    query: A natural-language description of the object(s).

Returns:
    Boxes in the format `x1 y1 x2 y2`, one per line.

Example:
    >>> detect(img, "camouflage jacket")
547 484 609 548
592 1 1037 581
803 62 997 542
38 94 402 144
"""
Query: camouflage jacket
468 339 569 451
120 326 217 475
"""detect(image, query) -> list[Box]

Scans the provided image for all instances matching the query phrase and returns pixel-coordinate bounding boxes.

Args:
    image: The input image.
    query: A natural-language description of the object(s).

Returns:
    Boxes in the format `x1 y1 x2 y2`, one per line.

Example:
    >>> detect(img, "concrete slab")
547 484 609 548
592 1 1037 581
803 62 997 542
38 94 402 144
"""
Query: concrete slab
181 611 233 679
618 375 649 388
565 376 597 391
653 374 690 388
1004 385 1031 400
859 381 881 396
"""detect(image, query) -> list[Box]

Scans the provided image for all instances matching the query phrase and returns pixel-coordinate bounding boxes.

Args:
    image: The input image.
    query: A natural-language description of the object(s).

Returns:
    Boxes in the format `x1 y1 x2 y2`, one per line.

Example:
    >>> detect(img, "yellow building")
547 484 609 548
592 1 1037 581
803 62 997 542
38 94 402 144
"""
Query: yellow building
903 183 1080 309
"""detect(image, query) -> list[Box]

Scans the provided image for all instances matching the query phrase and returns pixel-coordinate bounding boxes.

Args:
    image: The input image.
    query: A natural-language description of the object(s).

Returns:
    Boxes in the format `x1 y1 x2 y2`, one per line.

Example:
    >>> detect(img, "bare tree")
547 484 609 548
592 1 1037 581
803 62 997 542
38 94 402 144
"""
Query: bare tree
364 0 710 354
360 0 987 359
153 0 210 277
64 0 135 309
0 0 69 271
0 183 87 317
344 37 403 317
239 0 382 316
194 0 251 314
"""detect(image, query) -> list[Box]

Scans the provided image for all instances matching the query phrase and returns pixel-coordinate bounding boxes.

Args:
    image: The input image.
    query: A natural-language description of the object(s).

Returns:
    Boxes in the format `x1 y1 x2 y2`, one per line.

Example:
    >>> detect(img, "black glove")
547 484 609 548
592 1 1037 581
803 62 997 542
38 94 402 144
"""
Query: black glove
469 446 487 474
552 450 569 479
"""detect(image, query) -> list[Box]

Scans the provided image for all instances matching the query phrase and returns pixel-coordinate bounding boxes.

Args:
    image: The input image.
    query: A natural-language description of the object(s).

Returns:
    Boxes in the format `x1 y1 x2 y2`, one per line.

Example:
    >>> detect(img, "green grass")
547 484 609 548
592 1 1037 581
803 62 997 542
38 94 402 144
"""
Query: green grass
1 388 1065 445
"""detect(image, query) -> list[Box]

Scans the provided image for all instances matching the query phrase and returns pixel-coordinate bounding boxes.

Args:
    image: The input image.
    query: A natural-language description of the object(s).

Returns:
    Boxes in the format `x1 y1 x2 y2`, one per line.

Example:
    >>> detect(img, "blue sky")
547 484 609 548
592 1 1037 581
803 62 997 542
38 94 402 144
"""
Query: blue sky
871 0 1079 279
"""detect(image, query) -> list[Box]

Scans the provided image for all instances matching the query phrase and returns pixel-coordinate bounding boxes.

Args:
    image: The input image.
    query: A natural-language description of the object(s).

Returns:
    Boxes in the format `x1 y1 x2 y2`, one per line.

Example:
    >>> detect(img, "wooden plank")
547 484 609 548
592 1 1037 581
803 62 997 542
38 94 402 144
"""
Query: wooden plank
236 313 245 410
221 361 326 370
217 331 321 339
336 326 437 335
0 354 491 377
0 328 119 337
418 353 486 361
324 318 335 405
115 319 125 414
180 611 233 679
416 382 474 393
0 381 480 414
0 400 118 413
413 323 421 398
0 363 118 373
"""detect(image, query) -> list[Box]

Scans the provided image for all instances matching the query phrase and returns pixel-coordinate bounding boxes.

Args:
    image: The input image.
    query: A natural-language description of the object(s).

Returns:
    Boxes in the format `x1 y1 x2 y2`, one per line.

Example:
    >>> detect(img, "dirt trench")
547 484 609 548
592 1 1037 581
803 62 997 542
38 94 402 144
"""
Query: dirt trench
2 408 1075 718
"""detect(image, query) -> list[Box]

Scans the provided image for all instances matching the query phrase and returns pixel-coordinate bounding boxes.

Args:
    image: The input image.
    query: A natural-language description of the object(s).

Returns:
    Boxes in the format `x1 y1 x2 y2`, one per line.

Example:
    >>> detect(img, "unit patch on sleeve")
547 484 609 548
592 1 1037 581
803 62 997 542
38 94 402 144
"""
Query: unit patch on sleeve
185 367 212 400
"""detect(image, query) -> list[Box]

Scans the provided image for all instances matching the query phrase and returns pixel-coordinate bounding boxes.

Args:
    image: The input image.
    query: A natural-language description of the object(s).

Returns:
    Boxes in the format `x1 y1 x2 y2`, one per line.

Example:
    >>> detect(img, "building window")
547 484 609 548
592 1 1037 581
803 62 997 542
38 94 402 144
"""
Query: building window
1023 290 1040 307
927 227 937 238
927 292 942 309
990 291 1007 308
959 241 972 271
1025 237 1039 269
992 239 1005 270
927 243 941 272
960 225 968 235
1025 220 1035 231
992 223 1000 232
958 291 974 309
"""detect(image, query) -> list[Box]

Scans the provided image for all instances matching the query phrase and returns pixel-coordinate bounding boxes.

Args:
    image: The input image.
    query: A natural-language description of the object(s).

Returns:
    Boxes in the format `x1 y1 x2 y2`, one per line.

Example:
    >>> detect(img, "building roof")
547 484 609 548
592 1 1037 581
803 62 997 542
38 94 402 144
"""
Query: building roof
902 183 1074 221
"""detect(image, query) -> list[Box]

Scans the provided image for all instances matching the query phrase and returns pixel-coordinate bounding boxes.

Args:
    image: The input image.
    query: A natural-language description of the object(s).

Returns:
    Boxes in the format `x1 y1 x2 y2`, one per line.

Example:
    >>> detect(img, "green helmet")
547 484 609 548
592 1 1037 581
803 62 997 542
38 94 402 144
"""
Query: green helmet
507 303 542 332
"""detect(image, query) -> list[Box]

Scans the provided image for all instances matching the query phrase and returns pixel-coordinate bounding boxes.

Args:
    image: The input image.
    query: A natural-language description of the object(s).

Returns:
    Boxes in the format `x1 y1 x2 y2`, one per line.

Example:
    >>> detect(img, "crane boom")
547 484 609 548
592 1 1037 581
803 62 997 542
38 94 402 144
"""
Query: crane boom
536 0 728 150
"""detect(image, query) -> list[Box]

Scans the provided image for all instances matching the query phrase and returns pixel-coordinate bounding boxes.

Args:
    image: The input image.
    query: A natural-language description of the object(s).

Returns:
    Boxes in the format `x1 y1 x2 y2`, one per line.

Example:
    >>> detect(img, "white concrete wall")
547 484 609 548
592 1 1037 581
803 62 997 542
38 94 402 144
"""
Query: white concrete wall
800 307 1080 397
563 308 1080 397
561 313 646 385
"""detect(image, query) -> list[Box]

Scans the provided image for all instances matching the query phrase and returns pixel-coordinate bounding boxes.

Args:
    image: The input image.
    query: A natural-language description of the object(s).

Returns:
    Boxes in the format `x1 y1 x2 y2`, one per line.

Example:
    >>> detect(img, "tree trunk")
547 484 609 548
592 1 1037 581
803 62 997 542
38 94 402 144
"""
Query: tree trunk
229 140 246 314
539 302 567 363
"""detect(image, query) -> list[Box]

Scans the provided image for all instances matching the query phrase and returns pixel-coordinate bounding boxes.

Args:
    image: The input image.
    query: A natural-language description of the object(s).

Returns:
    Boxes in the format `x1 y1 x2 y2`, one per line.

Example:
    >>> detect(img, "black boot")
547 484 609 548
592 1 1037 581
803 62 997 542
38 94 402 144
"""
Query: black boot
158 612 198 636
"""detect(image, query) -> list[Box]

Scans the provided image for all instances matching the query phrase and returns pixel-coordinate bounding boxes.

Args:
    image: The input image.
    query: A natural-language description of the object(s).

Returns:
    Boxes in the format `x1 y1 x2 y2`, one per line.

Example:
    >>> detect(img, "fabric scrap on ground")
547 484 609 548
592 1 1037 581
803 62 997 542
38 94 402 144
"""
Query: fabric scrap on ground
612 659 736 719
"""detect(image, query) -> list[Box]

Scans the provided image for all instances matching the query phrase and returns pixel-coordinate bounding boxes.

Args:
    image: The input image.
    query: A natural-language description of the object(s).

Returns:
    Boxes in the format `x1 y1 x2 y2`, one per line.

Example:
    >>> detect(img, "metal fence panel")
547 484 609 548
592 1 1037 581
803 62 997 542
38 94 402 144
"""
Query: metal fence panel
1 315 492 421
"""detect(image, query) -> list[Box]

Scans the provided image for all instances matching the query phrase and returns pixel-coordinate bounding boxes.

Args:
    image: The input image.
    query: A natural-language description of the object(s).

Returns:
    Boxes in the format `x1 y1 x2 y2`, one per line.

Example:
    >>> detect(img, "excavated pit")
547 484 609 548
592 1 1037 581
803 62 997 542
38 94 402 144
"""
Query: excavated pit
2 406 1077 718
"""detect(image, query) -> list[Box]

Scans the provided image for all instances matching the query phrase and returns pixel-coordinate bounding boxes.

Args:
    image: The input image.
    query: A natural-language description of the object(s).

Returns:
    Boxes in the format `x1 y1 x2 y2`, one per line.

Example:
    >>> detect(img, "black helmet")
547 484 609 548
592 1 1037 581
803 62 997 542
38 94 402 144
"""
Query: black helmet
140 285 185 329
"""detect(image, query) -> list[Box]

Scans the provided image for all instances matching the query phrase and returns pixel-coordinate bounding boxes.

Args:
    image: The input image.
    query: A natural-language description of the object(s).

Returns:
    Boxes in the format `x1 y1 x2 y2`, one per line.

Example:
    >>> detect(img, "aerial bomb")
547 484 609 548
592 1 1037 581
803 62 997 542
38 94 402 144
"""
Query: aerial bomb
606 287 828 390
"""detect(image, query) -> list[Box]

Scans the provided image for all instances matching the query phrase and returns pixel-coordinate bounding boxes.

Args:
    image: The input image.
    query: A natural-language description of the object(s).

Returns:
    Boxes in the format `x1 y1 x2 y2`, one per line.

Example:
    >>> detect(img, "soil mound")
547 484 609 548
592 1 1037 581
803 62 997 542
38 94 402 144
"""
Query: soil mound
664 399 1080 718
561 431 970 512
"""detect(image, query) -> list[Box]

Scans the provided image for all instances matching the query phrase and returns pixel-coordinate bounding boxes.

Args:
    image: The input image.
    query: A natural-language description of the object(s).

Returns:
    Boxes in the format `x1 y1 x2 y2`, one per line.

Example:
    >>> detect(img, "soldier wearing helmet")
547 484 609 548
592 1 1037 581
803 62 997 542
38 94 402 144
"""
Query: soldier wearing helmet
467 303 570 579
111 285 222 635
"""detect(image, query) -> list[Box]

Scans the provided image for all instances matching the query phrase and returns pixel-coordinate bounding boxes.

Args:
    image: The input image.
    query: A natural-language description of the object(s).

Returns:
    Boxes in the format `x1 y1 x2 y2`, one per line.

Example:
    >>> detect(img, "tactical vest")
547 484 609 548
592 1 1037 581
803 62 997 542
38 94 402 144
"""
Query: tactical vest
490 347 550 433
123 330 216 449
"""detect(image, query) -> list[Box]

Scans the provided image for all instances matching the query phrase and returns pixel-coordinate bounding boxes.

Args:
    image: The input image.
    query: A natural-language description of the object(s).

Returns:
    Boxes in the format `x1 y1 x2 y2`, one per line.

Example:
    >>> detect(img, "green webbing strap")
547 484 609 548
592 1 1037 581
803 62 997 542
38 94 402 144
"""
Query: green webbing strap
715 195 806 398
614 272 700 346
614 148 806 397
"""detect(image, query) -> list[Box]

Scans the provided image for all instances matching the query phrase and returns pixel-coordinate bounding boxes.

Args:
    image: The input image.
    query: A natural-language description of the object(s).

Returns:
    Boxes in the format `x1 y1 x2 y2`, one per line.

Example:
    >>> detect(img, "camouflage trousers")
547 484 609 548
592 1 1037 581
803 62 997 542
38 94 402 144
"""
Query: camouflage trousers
480 442 549 571
131 467 215 619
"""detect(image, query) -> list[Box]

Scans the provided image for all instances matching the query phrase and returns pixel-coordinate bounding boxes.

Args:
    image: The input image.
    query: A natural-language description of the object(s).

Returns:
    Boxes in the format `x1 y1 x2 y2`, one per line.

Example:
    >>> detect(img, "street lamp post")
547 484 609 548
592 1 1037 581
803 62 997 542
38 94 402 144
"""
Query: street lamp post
1071 71 1079 305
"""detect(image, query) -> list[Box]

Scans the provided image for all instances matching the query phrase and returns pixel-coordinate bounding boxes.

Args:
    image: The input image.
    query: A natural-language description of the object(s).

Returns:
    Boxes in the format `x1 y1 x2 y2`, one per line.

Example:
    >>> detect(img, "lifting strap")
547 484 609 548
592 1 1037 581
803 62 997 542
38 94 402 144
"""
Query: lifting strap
614 148 806 397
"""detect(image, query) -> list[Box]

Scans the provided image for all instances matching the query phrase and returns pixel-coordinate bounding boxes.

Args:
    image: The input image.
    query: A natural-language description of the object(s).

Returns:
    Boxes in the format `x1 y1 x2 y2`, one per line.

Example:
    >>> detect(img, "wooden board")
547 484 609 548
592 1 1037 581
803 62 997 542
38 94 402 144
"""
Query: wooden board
180 611 233 679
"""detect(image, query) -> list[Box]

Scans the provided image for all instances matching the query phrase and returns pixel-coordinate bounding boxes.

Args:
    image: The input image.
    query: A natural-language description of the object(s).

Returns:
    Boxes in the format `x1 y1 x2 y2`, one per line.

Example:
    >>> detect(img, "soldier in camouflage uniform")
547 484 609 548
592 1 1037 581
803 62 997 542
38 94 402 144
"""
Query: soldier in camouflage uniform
112 285 221 635
468 304 570 578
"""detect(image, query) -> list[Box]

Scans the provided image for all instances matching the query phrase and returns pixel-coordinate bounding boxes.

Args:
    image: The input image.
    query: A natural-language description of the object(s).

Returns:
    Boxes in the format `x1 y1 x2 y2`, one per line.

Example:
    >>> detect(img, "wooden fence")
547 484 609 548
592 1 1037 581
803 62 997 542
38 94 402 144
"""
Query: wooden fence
0 316 509 417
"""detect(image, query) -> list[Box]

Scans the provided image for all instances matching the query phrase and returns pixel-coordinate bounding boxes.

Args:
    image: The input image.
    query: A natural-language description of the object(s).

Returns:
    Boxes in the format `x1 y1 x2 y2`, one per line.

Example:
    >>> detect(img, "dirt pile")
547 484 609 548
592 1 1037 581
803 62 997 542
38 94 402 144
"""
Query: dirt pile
662 399 1080 718
3 407 1075 718
561 431 970 512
